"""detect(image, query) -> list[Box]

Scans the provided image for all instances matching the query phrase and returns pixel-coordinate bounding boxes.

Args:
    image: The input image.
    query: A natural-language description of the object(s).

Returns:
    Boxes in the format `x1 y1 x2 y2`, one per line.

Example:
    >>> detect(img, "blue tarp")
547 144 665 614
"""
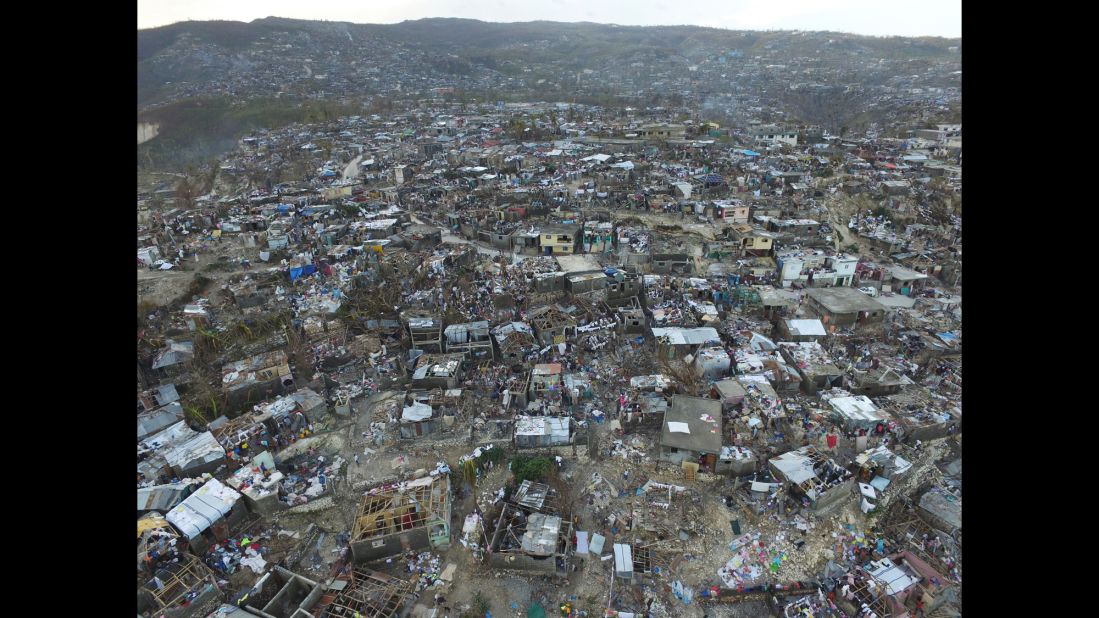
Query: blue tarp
740 149 761 157
277 204 292 212
289 264 318 281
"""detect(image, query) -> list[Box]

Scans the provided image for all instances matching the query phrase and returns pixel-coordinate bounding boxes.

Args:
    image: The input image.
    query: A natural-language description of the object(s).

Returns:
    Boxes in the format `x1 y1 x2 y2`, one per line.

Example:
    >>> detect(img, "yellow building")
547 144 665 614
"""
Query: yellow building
727 224 774 255
539 225 580 255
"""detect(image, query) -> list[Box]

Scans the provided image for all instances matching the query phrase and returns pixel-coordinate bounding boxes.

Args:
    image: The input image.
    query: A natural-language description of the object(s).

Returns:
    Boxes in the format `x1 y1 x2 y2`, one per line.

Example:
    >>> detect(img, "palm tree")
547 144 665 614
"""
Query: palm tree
462 459 478 493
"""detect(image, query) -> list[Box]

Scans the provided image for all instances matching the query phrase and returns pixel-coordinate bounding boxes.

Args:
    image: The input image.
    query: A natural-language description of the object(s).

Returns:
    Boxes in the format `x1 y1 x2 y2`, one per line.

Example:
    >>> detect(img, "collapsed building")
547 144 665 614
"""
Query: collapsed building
349 474 452 563
488 480 574 576
769 446 854 513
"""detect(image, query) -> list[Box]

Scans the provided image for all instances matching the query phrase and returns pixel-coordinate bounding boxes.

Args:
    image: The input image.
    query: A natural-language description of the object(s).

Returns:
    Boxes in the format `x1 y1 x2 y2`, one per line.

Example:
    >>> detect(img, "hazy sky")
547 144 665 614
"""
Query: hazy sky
137 0 961 38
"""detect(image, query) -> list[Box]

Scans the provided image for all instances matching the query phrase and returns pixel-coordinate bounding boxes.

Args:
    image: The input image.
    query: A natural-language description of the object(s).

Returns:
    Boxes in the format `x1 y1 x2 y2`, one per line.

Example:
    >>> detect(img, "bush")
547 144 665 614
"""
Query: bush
510 455 553 485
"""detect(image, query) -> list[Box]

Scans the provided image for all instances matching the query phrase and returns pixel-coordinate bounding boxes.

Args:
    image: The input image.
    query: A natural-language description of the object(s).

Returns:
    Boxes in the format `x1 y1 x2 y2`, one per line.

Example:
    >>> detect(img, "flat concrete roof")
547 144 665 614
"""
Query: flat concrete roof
661 395 722 454
555 254 603 274
806 287 887 314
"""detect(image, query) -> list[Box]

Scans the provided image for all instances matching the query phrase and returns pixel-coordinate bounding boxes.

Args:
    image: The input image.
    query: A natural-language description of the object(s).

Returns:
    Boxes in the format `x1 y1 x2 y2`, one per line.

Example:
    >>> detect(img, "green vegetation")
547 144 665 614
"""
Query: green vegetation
509 455 553 485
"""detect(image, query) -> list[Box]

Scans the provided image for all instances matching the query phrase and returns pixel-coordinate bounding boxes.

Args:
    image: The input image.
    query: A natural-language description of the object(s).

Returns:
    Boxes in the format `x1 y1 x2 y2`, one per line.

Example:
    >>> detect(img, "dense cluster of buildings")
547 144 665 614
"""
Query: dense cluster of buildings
137 100 960 618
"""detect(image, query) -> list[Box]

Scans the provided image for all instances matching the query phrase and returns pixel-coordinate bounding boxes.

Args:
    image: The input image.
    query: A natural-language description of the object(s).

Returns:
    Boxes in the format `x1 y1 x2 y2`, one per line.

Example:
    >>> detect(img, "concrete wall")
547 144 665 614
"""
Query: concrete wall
715 457 757 477
248 568 323 618
812 479 854 514
902 421 957 444
350 527 430 563
241 492 284 518
659 446 700 465
488 551 558 573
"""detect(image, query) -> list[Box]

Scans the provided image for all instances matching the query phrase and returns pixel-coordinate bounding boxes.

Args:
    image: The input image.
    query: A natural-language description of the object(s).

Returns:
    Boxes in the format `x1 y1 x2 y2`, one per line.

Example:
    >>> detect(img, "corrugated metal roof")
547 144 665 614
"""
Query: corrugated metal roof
137 484 189 512
651 327 720 346
533 364 563 375
613 544 633 574
520 513 561 556
828 396 883 422
138 402 184 441
513 480 550 510
161 427 226 471
166 479 241 539
770 451 817 485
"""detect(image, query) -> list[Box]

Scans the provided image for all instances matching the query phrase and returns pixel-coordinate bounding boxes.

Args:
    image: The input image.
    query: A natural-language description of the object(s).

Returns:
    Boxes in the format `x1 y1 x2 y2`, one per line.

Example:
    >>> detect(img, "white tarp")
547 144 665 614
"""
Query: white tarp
576 530 590 555
166 478 242 539
589 533 606 556
667 422 691 434
770 451 817 485
401 402 433 422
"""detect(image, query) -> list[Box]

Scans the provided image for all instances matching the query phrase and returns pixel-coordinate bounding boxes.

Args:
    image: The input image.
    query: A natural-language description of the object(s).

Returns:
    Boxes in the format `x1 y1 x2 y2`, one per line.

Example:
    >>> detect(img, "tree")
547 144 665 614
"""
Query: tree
509 455 553 485
202 159 220 194
175 172 200 210
462 459 478 493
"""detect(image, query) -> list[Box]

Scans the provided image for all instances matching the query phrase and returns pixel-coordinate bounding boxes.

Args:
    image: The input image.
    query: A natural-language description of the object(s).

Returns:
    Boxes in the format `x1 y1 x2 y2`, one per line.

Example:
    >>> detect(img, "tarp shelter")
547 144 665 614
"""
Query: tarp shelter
589 533 606 556
514 416 571 447
787 319 827 337
613 543 634 579
289 264 318 281
769 450 818 485
527 602 547 618
166 478 242 540
401 402 433 422
575 531 589 555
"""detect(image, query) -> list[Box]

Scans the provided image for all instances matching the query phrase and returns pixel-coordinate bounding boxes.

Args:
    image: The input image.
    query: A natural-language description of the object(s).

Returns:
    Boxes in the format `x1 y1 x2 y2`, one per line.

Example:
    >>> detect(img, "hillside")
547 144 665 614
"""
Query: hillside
137 17 960 169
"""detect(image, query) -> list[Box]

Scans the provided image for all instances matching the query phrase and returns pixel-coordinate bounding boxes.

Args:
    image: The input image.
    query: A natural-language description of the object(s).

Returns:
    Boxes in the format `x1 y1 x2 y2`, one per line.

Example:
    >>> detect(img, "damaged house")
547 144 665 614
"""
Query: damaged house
776 341 844 394
527 305 578 345
349 474 452 563
821 389 889 432
444 320 494 360
314 567 416 618
493 321 537 365
528 362 563 400
487 480 574 576
138 549 220 618
650 326 721 360
237 566 324 618
165 478 249 554
139 421 228 481
221 350 294 408
402 310 444 352
769 446 854 513
398 397 445 439
410 353 464 390
513 415 575 448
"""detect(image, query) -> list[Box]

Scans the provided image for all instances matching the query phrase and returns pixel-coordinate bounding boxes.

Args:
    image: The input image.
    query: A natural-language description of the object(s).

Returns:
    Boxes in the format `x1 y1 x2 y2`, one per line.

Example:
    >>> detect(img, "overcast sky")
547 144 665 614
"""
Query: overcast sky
137 0 961 38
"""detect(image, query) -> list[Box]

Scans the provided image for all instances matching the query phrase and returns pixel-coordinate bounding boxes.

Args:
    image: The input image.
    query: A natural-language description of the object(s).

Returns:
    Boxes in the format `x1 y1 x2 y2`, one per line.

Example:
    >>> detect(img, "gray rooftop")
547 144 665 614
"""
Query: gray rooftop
660 395 722 454
806 287 887 315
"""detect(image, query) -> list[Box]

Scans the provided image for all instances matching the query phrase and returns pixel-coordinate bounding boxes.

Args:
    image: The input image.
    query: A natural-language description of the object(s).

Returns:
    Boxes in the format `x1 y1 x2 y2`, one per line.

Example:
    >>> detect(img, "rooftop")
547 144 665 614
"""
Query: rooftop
806 286 887 314
661 395 722 454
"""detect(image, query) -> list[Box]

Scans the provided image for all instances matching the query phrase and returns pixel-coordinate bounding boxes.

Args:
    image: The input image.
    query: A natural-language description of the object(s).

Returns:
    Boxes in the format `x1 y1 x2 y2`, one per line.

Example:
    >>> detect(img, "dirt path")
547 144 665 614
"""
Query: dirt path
342 155 362 181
